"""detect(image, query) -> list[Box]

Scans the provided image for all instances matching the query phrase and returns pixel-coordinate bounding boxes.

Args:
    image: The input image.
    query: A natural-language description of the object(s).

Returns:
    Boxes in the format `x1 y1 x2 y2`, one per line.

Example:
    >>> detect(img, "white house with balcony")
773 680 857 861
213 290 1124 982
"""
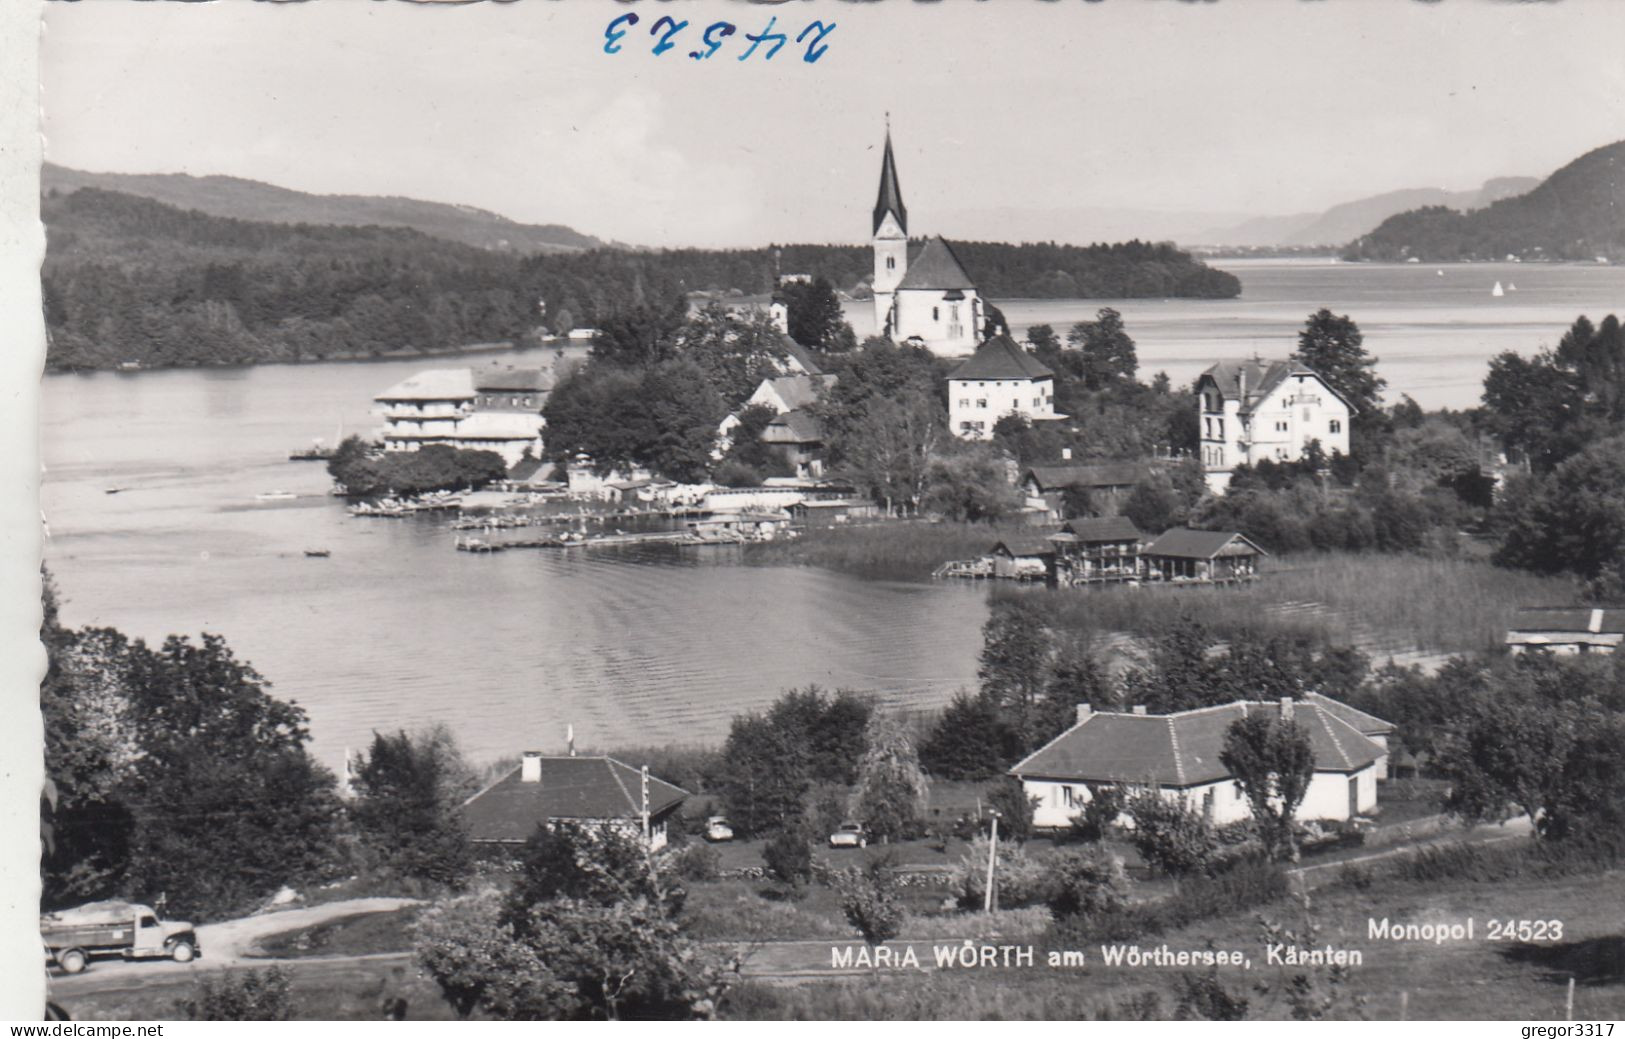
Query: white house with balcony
1195 358 1351 493
375 364 551 466
947 335 1062 440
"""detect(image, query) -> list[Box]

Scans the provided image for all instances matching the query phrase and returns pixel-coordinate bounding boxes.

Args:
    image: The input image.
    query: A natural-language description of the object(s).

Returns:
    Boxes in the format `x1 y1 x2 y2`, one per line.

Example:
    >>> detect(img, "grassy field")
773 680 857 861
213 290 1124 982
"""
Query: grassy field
1029 551 1581 659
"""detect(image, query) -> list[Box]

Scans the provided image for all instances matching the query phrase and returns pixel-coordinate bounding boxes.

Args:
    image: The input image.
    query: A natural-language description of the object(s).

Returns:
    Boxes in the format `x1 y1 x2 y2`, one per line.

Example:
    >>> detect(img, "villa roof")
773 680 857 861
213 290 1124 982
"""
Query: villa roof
1024 462 1147 491
762 374 833 411
1141 528 1267 560
1506 607 1625 635
1303 692 1396 737
991 535 1058 558
375 368 476 402
461 756 688 843
949 335 1054 381
897 236 977 292
1053 516 1145 544
1198 359 1352 416
762 408 824 444
780 338 825 377
1011 698 1386 788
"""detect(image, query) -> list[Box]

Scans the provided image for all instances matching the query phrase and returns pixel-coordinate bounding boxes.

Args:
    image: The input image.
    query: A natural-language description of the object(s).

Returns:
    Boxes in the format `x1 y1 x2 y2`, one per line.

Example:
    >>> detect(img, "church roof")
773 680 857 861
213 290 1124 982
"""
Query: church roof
873 130 908 236
897 236 977 292
949 334 1054 381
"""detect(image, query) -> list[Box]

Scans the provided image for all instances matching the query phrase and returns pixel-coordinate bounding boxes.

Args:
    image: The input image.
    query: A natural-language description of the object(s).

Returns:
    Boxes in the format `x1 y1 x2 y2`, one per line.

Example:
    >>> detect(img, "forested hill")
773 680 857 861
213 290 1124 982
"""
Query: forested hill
43 188 538 371
42 186 1240 372
522 238 1240 330
1342 139 1625 262
43 163 604 254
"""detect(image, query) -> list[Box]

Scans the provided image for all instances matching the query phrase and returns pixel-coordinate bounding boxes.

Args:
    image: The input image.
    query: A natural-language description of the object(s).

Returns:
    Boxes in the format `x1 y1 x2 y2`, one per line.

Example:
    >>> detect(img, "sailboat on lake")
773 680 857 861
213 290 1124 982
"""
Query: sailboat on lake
1492 281 1505 297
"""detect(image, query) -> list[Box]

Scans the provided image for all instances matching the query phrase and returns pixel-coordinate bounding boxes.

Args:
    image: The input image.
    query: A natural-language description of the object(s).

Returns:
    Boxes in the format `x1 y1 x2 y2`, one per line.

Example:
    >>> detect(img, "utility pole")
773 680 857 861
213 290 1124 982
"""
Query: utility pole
983 811 1000 914
641 765 651 844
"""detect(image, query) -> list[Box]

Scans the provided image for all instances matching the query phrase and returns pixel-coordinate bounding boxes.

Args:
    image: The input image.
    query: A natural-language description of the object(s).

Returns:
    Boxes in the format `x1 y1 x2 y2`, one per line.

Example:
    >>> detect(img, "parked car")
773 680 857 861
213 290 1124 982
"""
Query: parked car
828 821 868 849
41 901 200 974
704 816 735 843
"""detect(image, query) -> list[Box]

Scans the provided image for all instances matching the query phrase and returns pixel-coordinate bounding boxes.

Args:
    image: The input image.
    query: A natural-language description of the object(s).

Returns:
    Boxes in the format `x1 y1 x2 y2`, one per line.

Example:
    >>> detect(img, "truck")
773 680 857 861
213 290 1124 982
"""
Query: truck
41 900 201 974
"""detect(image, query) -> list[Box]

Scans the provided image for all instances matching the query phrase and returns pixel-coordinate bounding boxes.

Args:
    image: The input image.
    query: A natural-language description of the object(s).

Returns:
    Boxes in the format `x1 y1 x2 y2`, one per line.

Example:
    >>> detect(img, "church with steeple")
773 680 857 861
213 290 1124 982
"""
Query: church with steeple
870 128 983 355
871 126 1061 439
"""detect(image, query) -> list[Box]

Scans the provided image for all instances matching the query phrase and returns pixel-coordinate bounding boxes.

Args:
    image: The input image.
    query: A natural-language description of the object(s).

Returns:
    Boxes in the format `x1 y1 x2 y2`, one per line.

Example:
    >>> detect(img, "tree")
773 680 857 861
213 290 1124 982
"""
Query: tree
1067 307 1138 391
920 691 1011 781
1046 845 1131 919
1293 309 1384 418
779 276 847 350
762 825 814 891
835 865 904 952
849 714 929 842
1220 712 1316 862
983 776 1036 842
672 302 792 405
350 726 477 887
977 599 1054 752
836 385 944 515
921 446 1022 522
1122 790 1218 876
590 297 687 369
716 714 810 837
721 403 795 481
1493 435 1625 584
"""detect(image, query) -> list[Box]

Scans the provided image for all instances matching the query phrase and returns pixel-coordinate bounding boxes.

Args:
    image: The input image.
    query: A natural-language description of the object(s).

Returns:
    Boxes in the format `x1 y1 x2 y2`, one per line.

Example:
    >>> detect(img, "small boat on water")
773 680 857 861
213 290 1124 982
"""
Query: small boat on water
1508 282 1517 292
104 487 127 495
304 549 331 558
256 490 298 502
1492 281 1505 297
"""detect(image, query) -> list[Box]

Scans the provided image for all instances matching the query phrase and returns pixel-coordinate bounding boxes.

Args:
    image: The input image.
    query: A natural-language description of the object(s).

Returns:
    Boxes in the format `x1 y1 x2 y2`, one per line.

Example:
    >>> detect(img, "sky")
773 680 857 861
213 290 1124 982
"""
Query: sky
39 0 1625 248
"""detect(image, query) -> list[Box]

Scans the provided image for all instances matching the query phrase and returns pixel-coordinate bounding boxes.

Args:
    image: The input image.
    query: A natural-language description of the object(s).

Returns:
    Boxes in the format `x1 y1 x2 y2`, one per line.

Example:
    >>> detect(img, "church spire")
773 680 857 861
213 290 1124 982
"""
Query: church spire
873 125 907 237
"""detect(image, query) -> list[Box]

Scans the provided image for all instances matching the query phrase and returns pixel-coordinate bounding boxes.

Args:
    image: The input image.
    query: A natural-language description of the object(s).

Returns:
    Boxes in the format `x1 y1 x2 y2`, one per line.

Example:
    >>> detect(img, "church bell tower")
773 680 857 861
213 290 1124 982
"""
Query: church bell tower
871 124 908 337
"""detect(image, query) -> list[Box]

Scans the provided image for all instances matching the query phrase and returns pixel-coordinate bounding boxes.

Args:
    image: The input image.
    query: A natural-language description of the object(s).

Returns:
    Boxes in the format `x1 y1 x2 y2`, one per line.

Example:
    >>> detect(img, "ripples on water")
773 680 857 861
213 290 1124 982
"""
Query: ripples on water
42 262 1625 768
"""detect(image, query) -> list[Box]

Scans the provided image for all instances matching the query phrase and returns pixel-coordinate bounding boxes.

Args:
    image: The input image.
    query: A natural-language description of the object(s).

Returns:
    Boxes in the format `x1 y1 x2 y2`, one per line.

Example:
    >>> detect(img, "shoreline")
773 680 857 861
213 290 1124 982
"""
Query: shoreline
41 338 577 377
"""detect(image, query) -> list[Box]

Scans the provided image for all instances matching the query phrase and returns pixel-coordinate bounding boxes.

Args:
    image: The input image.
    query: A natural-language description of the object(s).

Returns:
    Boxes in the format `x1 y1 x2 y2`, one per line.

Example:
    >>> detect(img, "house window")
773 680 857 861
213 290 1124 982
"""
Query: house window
933 306 940 321
958 398 971 408
1330 419 1342 434
1034 397 1041 408
886 256 895 270
976 399 988 409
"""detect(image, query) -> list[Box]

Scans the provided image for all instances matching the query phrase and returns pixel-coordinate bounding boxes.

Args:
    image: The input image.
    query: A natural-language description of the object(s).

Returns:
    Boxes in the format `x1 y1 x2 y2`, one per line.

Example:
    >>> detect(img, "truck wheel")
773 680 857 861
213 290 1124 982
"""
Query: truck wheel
169 941 196 963
57 949 87 974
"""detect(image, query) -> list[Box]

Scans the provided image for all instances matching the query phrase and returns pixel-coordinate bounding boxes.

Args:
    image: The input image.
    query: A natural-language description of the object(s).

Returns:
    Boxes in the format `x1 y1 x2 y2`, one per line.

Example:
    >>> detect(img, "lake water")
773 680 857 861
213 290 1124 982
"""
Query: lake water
42 261 1625 770
848 259 1625 410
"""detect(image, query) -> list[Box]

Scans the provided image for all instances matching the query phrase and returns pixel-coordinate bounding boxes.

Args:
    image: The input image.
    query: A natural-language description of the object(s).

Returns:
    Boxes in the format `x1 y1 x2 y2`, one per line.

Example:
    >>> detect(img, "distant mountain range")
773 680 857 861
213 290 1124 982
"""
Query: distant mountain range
41 163 605 254
1195 177 1539 248
1344 139 1625 263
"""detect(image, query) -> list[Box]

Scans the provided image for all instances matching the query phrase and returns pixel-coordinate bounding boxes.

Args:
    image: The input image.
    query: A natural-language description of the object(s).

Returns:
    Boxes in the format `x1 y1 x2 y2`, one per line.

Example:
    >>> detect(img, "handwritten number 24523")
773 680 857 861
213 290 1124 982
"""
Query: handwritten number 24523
604 14 834 64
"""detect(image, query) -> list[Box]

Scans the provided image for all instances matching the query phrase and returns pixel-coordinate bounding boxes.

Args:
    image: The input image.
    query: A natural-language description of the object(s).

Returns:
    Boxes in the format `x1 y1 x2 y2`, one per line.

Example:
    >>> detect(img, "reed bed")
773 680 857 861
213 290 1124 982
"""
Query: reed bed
1021 552 1581 658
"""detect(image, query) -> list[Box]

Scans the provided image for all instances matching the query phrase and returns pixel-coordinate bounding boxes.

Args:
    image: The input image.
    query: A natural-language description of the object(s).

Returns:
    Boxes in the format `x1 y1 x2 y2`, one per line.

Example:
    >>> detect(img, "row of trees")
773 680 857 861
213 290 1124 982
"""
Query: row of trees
41 570 489 918
326 438 511 497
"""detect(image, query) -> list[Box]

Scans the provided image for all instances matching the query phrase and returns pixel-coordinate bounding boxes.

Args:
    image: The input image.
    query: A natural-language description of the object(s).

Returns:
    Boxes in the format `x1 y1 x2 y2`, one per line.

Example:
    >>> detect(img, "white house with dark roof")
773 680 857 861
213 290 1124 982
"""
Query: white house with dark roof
461 753 689 851
947 335 1061 439
1011 696 1390 830
1196 358 1351 493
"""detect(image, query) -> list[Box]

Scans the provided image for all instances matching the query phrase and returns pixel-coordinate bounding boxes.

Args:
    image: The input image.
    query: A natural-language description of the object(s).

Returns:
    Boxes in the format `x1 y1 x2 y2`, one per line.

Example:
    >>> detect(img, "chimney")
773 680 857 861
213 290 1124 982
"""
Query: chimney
1132 705 1147 716
1238 367 1247 401
1075 703 1092 726
1061 447 1073 461
1279 697 1294 722
521 751 542 783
